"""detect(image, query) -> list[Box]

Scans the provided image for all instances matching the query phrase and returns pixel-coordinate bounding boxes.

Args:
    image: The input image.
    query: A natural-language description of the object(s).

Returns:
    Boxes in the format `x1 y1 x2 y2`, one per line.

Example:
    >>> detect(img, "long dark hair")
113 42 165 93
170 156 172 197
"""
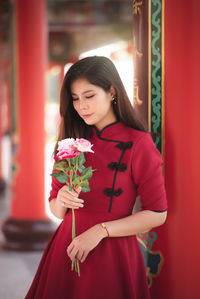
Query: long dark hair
54 56 147 154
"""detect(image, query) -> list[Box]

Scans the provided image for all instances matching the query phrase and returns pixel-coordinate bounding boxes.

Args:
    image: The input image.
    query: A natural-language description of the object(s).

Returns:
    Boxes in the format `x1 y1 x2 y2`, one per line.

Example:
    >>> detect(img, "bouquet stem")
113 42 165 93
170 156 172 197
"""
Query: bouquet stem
71 208 80 277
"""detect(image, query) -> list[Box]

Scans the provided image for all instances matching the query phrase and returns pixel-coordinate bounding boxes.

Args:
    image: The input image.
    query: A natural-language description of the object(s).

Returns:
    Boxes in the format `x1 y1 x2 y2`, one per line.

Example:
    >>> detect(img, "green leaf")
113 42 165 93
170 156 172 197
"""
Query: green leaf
82 173 93 181
81 167 93 181
53 161 67 171
79 180 89 187
78 152 86 166
72 176 81 186
69 185 72 191
78 164 85 174
81 185 90 193
51 171 68 184
70 156 79 166
72 173 76 181
81 166 92 176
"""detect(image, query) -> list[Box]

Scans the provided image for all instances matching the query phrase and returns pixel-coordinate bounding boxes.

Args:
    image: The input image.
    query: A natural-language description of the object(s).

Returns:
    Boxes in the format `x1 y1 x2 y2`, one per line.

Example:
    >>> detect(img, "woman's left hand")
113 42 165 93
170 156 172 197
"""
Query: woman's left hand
67 224 107 263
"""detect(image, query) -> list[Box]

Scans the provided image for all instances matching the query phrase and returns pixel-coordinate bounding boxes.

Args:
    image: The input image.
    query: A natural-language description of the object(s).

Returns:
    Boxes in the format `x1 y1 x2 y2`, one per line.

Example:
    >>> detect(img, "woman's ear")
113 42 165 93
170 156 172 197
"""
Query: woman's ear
109 85 116 98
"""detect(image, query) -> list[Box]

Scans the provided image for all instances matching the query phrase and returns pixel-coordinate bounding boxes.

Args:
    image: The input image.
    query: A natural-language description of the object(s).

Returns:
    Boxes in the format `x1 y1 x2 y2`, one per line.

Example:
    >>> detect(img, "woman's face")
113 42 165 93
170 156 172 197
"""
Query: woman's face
71 78 117 130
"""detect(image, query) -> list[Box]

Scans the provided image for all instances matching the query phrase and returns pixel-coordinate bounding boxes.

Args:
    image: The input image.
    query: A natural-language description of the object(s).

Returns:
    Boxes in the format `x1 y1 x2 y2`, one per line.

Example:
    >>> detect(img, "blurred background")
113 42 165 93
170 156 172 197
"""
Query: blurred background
1 1 200 299
0 0 134 298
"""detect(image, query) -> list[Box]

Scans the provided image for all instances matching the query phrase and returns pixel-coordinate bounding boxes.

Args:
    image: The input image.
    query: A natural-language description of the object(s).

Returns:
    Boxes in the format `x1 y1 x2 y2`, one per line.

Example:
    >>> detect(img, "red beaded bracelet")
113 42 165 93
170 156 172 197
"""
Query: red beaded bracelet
100 223 110 237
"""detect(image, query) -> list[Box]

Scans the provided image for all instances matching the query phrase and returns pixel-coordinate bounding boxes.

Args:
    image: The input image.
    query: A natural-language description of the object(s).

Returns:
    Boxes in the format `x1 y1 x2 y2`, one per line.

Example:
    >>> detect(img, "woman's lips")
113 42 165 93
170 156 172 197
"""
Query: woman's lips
82 114 93 118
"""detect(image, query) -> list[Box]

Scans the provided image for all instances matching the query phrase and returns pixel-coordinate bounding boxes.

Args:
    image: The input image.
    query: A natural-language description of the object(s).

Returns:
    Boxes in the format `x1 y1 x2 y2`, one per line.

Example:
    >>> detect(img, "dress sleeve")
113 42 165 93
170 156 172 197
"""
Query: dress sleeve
48 167 65 201
131 133 167 212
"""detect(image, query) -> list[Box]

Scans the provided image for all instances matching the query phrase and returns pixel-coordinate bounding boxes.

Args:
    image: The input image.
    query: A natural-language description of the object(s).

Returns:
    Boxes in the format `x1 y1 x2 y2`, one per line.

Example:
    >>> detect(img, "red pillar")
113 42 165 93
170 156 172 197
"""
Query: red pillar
12 0 47 219
0 83 4 193
160 1 200 298
0 40 3 187
2 0 56 250
0 2 6 193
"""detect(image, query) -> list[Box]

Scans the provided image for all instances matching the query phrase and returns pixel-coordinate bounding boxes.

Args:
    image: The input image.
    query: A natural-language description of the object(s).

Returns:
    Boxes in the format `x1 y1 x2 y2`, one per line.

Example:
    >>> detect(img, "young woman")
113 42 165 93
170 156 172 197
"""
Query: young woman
25 56 167 299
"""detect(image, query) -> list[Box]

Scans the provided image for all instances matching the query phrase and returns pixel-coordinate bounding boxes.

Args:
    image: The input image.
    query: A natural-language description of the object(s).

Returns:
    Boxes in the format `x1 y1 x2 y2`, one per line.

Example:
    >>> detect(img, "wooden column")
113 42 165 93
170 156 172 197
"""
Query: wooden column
133 0 166 292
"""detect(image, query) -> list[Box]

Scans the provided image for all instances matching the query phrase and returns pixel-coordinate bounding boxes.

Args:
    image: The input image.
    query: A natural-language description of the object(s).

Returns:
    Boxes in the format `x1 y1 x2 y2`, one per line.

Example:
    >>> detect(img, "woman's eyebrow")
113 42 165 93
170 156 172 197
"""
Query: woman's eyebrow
82 89 94 94
71 89 95 96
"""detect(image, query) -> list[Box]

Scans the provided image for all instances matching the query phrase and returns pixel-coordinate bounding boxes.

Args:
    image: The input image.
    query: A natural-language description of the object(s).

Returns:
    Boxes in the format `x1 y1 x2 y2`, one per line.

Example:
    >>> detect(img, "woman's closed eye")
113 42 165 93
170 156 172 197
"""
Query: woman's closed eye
85 95 94 99
72 95 94 101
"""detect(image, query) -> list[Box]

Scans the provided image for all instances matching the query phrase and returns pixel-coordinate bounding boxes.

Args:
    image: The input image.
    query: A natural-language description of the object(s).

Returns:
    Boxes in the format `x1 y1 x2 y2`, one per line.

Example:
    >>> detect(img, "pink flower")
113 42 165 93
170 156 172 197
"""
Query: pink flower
54 138 94 160
57 138 75 154
55 138 81 160
74 138 94 153
54 150 80 160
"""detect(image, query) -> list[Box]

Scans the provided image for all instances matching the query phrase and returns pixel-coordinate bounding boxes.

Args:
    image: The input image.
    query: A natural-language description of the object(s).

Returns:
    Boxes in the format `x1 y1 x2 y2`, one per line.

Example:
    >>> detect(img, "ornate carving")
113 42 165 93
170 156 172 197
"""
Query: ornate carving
133 0 143 15
134 79 143 105
151 0 162 150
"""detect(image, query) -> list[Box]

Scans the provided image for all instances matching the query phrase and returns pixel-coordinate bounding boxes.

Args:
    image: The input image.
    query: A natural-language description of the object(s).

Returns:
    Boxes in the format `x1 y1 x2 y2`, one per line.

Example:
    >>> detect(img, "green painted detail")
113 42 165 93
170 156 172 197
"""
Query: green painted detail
151 0 162 152
146 231 157 250
138 231 157 250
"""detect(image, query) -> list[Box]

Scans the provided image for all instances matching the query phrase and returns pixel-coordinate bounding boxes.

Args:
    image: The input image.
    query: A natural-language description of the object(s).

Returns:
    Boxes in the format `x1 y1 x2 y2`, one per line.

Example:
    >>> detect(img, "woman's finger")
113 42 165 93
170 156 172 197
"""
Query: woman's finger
58 194 84 209
75 186 82 195
59 188 84 203
67 199 84 208
67 242 74 255
76 249 84 261
59 194 84 205
70 199 84 206
63 185 80 197
60 201 80 209
69 246 79 262
80 250 88 263
68 196 84 204
60 189 77 201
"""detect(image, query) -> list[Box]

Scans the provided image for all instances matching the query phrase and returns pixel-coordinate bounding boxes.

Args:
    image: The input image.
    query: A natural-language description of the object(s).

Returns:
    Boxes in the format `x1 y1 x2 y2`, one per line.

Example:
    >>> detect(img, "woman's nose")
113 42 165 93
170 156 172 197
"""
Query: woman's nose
79 99 88 109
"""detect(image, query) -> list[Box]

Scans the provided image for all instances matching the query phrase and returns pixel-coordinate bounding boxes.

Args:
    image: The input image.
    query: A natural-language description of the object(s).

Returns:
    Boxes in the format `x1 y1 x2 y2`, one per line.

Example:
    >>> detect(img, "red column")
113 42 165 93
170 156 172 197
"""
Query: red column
2 0 56 250
0 85 3 192
156 1 200 298
0 41 3 185
12 0 47 219
0 1 5 193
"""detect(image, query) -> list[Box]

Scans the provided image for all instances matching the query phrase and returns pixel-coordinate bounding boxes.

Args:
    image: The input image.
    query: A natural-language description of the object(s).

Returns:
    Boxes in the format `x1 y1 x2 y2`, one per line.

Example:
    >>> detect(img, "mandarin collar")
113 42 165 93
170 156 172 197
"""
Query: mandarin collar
93 121 125 139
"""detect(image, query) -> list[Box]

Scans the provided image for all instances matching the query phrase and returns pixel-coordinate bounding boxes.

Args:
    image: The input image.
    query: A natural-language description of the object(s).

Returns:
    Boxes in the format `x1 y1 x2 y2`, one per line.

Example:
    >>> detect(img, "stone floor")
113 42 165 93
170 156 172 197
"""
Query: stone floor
0 189 53 299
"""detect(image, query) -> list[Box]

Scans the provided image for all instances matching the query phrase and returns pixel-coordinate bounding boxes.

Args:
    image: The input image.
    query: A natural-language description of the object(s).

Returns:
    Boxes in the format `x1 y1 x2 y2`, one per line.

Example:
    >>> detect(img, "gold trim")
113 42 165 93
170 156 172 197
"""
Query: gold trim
148 0 151 132
162 0 165 160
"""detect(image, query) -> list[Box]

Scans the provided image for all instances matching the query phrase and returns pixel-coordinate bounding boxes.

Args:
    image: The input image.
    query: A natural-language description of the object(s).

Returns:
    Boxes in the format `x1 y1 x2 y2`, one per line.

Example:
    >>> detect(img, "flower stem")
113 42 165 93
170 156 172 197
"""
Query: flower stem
71 261 74 271
68 157 81 276
72 208 75 240
76 258 80 277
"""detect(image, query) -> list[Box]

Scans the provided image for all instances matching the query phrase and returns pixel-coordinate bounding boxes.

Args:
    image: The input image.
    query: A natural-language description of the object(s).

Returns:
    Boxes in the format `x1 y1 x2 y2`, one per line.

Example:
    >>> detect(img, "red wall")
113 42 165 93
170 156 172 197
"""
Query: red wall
156 1 200 298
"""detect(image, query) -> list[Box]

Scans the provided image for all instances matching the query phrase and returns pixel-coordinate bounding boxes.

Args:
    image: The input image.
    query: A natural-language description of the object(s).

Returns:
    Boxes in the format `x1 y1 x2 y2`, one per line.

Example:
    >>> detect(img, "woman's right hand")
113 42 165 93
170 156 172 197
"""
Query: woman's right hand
56 185 84 209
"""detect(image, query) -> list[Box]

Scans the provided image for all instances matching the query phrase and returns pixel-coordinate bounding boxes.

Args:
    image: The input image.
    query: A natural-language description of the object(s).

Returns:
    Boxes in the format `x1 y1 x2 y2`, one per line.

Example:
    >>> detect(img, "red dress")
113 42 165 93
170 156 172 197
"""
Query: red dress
25 121 167 299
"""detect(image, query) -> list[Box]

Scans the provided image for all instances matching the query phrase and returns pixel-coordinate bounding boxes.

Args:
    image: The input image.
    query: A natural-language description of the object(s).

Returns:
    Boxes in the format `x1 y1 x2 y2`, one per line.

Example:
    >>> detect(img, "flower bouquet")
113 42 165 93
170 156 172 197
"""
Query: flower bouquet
51 138 94 276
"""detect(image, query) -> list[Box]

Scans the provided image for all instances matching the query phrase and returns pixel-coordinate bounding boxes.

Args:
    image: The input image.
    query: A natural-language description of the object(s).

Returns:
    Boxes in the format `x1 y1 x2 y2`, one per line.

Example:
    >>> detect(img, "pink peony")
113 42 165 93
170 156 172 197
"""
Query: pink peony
74 138 94 153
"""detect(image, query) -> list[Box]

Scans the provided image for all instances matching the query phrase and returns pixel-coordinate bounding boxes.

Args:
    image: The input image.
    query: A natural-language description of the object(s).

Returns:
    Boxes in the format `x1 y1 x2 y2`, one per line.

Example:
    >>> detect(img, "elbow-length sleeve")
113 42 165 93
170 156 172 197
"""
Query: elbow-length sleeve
131 133 167 212
48 168 65 201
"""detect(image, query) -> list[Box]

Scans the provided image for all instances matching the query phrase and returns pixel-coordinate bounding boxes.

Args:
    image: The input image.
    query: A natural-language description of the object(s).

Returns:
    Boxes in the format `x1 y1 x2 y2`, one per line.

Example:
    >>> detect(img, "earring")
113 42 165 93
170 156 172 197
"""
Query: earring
112 97 117 105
